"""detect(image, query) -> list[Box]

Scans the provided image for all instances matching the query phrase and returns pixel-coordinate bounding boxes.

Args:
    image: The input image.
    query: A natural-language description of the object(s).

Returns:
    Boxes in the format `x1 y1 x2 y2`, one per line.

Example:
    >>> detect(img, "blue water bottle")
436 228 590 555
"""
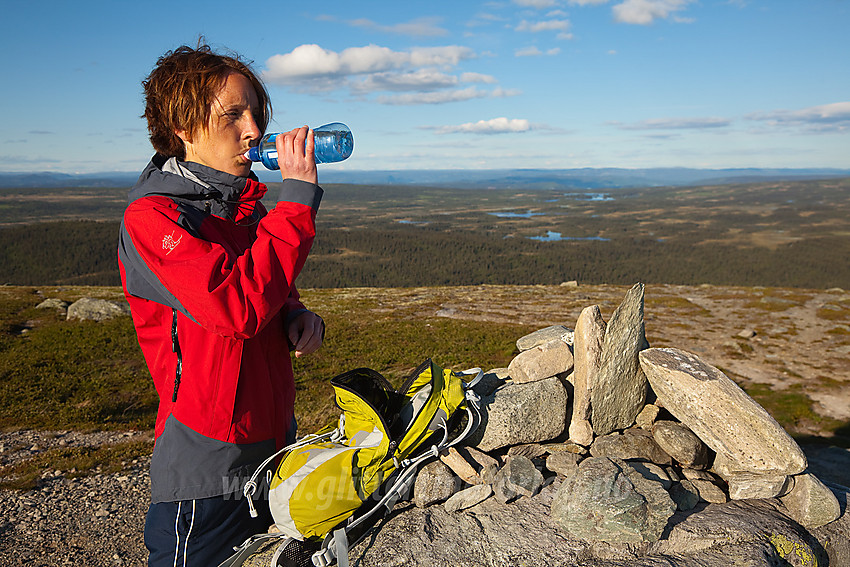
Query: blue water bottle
245 122 353 170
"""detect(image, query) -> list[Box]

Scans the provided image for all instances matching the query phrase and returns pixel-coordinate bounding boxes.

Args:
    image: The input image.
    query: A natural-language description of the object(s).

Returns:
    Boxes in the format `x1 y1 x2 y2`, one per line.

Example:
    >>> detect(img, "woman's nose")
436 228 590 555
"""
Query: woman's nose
244 114 261 139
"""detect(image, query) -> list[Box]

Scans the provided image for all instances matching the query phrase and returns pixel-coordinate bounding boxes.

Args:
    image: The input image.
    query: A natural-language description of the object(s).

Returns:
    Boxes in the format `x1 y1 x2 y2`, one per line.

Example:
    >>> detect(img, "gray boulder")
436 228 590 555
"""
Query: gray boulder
444 484 492 513
590 429 673 466
492 455 544 503
669 480 700 511
66 297 129 321
516 324 574 351
413 460 458 508
507 337 573 384
725 471 792 500
651 420 710 470
780 472 841 529
36 298 69 312
468 376 568 452
545 451 582 477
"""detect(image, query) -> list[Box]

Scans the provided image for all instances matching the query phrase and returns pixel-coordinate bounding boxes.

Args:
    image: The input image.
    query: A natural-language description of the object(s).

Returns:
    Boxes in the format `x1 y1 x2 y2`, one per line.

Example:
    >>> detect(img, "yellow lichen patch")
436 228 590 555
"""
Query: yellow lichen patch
767 533 819 567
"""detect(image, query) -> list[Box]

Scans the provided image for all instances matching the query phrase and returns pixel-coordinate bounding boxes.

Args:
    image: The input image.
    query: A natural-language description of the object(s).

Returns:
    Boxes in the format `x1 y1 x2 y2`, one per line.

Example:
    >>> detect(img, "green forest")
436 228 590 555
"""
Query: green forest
1 177 849 289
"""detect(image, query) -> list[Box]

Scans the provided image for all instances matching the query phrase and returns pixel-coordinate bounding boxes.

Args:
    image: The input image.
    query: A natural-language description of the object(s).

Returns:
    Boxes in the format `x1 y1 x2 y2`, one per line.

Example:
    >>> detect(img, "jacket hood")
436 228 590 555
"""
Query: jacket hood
129 154 268 221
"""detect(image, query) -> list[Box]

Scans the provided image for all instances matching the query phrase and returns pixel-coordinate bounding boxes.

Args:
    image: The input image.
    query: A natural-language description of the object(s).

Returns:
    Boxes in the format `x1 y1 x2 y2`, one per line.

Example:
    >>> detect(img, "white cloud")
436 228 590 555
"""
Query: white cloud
352 69 460 93
515 46 562 56
612 0 695 25
460 72 498 83
746 102 850 132
263 44 476 84
513 0 561 8
568 0 610 5
430 117 535 134
262 43 516 105
347 16 449 37
491 87 524 98
614 117 731 130
378 87 491 105
516 18 572 33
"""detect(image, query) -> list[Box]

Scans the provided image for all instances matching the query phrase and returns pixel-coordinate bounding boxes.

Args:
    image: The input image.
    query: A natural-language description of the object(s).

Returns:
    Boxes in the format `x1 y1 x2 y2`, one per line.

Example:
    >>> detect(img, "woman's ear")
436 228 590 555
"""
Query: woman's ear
175 128 192 144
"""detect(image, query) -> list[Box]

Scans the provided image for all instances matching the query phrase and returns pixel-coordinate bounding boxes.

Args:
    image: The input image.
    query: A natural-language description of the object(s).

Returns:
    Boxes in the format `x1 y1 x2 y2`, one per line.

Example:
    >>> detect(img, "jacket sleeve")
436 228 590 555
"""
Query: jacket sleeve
121 179 322 338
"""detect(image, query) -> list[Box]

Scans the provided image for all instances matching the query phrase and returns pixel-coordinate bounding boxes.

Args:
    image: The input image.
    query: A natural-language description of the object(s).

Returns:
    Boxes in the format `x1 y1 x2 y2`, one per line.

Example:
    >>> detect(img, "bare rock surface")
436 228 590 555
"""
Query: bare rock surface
347 478 850 567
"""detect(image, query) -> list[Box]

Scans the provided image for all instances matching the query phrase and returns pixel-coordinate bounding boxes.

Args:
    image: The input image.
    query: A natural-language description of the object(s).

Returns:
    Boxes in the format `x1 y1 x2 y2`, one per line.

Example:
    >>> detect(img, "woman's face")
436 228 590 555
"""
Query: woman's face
178 71 261 177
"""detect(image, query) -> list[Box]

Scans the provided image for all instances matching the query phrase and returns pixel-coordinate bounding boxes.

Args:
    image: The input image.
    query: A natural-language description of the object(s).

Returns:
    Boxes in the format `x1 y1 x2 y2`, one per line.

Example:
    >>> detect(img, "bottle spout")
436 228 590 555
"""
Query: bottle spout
244 147 261 162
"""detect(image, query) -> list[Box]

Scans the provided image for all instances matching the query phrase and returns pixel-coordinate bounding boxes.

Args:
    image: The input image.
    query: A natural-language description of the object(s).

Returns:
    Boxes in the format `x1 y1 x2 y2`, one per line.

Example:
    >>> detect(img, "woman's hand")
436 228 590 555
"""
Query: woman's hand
276 126 318 185
287 311 324 358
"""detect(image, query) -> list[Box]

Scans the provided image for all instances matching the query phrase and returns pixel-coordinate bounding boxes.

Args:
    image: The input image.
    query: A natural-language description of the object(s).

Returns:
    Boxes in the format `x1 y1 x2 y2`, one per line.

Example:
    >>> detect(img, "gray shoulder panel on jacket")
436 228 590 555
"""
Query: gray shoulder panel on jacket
118 220 194 322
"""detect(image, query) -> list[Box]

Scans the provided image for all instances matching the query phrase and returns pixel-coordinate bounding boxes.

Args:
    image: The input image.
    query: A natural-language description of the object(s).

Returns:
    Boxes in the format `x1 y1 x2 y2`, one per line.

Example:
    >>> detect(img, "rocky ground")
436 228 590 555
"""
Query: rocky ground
1 283 848 566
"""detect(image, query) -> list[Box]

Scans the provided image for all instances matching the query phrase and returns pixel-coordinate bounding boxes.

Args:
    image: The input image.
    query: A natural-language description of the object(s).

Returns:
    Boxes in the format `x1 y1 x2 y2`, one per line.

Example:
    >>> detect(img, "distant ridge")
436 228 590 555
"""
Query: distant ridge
311 167 850 190
1 167 848 190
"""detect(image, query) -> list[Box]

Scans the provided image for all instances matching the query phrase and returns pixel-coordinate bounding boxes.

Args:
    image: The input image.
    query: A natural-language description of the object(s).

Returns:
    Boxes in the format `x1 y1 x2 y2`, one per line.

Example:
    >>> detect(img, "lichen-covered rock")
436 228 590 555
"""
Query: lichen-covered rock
550 457 676 543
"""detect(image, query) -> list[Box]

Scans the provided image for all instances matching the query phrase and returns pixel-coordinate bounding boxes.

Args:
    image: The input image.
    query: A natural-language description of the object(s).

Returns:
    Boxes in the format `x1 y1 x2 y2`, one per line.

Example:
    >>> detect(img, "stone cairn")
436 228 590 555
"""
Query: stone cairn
411 282 841 543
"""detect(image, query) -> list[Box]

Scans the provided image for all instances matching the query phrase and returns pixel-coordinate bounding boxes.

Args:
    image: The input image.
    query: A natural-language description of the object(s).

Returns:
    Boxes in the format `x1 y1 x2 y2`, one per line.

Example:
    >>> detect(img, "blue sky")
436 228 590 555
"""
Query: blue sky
1 0 848 174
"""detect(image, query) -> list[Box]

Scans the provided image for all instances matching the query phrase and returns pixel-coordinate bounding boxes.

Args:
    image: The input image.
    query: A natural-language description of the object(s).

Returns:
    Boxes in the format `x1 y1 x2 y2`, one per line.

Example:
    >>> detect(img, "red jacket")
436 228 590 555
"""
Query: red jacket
118 156 322 502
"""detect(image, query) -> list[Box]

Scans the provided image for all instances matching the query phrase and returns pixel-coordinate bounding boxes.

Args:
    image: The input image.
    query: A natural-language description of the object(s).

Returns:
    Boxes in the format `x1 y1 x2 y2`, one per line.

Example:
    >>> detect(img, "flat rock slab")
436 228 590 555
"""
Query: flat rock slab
639 347 807 476
338 481 850 567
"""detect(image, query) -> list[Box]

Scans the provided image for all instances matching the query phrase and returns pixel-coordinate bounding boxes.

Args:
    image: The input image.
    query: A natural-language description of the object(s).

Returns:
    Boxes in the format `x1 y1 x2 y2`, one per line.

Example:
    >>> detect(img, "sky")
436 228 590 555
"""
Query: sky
1 0 848 175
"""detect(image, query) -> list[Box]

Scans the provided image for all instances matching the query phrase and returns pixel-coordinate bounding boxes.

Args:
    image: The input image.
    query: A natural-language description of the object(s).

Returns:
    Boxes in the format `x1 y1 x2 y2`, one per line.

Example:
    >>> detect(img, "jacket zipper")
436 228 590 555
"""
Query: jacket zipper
171 308 183 402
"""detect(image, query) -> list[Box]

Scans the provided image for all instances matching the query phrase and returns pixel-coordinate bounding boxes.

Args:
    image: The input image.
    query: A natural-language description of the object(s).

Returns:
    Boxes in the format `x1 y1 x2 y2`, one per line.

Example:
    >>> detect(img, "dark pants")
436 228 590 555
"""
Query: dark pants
144 495 273 567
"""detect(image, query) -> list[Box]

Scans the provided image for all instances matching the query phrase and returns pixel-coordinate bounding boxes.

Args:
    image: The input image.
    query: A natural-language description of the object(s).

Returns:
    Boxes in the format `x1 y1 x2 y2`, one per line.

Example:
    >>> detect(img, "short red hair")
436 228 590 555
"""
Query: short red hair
142 42 271 159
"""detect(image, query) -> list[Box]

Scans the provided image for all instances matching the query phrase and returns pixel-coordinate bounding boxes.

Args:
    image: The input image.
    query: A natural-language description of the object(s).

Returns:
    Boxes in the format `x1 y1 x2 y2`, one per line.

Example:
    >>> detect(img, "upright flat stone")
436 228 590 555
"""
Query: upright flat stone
590 283 648 436
639 347 807 476
569 305 606 446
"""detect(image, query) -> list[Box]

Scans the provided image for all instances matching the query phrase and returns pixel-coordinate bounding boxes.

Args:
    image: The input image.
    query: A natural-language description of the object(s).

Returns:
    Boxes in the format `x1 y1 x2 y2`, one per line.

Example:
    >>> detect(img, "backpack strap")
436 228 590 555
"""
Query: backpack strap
216 533 291 567
243 424 344 518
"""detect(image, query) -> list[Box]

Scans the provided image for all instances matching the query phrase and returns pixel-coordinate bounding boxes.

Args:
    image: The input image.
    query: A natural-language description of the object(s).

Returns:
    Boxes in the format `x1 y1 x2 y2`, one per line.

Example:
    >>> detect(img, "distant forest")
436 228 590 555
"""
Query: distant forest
2 178 849 289
0 219 847 289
